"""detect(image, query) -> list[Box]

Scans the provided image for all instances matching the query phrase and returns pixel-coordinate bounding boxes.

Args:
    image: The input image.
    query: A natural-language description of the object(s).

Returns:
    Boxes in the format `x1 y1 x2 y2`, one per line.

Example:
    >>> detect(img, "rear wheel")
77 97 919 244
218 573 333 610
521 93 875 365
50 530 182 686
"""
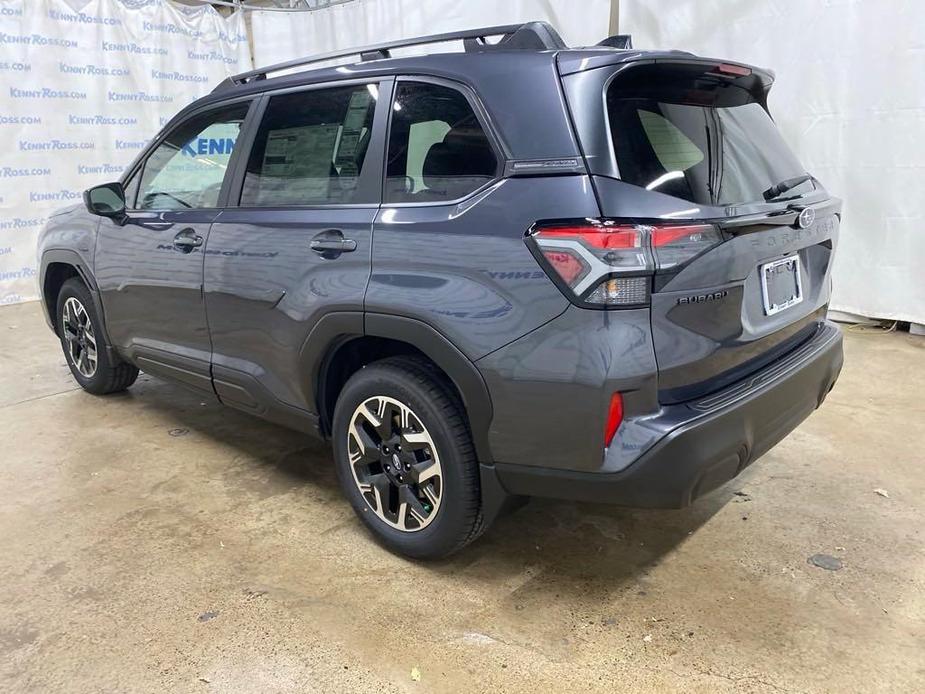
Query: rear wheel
332 357 485 559
56 278 138 395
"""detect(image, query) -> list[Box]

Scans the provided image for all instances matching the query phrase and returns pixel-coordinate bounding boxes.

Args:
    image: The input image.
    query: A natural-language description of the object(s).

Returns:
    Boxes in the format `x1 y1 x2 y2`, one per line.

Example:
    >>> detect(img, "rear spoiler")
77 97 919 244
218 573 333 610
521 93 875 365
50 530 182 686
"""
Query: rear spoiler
597 34 633 49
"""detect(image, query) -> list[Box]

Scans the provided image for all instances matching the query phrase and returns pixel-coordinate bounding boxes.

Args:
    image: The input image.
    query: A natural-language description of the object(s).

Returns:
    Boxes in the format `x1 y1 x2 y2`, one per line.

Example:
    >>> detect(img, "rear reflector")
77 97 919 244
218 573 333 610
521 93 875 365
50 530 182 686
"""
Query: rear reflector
605 392 624 446
526 220 723 307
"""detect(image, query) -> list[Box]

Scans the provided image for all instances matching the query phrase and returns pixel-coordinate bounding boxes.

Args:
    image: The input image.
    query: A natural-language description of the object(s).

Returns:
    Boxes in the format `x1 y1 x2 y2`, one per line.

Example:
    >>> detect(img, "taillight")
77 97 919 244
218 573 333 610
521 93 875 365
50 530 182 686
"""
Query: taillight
650 223 723 271
526 220 722 307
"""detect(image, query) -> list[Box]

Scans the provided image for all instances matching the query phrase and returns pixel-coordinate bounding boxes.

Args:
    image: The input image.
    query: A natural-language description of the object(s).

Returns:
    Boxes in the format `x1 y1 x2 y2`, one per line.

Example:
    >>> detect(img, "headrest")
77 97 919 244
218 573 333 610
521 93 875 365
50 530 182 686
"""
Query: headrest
422 126 496 194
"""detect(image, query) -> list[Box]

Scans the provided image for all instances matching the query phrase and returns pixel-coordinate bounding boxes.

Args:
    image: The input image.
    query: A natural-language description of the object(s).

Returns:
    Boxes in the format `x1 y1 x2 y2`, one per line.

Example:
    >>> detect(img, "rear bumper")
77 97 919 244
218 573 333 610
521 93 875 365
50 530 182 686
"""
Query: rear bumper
492 321 843 508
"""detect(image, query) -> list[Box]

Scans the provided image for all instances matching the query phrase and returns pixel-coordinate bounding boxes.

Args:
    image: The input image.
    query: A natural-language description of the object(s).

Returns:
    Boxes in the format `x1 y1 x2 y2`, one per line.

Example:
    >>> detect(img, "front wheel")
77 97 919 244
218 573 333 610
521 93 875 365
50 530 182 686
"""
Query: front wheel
332 357 485 559
56 278 138 395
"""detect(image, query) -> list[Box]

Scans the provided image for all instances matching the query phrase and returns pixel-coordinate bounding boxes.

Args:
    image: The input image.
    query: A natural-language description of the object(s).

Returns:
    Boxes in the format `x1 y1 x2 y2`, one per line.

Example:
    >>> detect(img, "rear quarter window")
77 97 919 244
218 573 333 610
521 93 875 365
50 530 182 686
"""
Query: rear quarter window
385 82 497 203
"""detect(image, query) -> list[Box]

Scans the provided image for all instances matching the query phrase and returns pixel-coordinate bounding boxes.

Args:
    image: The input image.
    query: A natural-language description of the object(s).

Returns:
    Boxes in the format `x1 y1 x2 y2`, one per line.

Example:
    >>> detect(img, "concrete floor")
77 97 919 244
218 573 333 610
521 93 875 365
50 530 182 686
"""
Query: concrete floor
0 300 922 693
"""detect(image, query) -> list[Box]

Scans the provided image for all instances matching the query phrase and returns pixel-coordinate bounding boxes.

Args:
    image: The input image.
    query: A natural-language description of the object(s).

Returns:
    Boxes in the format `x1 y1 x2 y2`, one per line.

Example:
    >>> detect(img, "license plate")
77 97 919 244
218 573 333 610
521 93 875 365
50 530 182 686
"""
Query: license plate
760 254 803 316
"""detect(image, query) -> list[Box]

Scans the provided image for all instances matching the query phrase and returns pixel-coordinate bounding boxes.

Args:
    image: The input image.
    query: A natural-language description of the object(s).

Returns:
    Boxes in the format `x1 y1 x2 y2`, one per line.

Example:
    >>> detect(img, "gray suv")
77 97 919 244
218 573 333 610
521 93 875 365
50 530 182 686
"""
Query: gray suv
38 22 843 558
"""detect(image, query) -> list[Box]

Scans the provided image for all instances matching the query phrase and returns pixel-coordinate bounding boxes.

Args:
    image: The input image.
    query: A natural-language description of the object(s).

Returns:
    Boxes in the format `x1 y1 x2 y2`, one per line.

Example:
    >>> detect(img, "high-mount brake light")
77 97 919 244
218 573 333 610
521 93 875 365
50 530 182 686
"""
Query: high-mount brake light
714 63 752 77
527 221 723 307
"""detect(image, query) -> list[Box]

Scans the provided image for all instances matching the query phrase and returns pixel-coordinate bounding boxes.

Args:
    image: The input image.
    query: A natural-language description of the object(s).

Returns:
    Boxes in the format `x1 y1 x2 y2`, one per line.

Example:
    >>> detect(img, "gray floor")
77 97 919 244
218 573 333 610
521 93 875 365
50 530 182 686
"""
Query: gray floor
1 300 923 693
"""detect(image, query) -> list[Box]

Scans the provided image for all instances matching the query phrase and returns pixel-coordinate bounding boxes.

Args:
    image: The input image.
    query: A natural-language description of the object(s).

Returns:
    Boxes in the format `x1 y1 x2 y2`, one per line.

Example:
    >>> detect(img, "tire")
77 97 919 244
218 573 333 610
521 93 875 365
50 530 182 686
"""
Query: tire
56 278 138 395
332 356 485 559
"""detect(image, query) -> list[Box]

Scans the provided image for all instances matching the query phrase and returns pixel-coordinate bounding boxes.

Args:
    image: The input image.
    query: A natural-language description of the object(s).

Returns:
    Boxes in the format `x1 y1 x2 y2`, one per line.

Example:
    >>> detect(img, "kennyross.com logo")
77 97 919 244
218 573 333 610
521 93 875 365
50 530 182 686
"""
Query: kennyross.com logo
29 190 82 203
1 293 25 305
9 86 87 100
0 218 46 230
69 114 137 127
102 40 167 56
116 139 148 151
108 90 173 103
151 69 209 83
0 115 42 125
59 62 130 77
0 32 77 48
143 20 202 38
1 166 52 178
183 137 237 156
78 163 123 177
19 139 94 152
48 8 121 26
188 49 237 64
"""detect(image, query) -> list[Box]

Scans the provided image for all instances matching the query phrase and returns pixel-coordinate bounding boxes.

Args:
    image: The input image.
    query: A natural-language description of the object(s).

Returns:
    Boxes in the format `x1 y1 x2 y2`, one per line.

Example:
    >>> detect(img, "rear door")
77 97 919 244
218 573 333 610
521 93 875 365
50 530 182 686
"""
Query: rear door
561 59 841 401
203 79 390 421
96 100 253 395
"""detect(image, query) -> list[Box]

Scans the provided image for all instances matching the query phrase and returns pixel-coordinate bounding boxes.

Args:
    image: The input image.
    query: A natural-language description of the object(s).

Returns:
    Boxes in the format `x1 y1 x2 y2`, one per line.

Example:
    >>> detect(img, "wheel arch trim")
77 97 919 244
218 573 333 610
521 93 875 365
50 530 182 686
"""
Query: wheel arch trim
302 311 495 464
40 249 117 360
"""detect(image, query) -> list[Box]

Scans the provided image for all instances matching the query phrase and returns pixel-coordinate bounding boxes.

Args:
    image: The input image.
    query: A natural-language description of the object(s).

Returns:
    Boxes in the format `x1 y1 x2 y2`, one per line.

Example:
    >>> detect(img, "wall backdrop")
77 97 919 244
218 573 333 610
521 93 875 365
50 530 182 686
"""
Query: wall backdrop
1 0 920 325
621 0 924 325
0 0 250 305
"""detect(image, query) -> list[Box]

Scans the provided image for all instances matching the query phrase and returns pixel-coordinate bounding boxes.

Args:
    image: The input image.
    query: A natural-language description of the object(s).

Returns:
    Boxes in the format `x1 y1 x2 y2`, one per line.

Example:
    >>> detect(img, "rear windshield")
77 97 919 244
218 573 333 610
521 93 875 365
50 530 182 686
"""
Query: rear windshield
606 67 813 205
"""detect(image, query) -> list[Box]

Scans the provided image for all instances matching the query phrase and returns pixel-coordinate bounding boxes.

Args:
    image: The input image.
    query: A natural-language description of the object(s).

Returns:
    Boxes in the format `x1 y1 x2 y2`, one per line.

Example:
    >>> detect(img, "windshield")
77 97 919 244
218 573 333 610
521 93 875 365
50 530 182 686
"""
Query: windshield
607 73 813 206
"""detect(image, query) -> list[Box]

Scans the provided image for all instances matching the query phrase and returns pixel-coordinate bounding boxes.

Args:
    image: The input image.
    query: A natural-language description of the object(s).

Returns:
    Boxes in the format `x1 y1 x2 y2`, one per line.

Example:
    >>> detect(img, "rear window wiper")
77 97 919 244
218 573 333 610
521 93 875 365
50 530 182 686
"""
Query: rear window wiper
763 174 814 201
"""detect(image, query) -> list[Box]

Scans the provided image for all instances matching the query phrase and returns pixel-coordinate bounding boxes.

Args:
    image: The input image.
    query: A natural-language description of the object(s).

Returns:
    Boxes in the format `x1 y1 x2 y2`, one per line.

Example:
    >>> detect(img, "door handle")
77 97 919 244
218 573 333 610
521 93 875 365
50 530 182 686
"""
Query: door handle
310 229 357 258
173 228 203 253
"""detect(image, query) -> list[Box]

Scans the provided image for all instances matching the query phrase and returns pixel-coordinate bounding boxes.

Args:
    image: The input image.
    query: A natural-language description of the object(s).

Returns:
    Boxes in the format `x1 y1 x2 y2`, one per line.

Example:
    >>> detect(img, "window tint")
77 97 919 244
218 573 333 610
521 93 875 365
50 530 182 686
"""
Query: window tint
122 170 140 209
136 103 249 210
240 84 378 206
607 78 811 205
385 82 497 203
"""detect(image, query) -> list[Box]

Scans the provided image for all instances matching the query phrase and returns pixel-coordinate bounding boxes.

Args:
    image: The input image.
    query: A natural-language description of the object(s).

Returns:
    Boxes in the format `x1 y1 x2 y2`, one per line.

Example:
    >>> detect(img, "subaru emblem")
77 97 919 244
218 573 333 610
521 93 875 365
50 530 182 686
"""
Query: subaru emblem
797 207 816 229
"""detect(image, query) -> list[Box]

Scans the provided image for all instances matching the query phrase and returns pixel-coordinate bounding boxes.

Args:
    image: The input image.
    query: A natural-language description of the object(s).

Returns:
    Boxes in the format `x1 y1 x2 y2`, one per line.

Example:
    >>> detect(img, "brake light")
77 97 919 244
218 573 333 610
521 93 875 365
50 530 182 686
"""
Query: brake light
526 221 722 306
714 63 751 77
604 392 624 447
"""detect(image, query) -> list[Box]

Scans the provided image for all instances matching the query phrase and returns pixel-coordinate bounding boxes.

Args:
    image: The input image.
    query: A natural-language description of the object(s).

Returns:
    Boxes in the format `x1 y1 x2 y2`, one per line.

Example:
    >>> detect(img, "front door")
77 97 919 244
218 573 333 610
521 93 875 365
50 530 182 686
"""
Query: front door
204 80 389 421
95 101 252 394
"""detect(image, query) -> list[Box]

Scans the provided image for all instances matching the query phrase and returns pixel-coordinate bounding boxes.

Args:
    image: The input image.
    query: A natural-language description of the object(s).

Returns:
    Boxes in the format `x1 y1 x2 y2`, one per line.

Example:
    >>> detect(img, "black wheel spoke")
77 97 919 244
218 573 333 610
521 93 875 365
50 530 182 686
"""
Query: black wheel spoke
399 485 430 525
349 422 380 464
373 400 397 440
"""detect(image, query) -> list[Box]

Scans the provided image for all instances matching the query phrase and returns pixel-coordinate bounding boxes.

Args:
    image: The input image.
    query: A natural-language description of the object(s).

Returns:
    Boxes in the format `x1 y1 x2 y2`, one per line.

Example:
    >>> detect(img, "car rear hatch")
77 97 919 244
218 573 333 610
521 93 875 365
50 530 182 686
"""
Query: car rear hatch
557 53 841 402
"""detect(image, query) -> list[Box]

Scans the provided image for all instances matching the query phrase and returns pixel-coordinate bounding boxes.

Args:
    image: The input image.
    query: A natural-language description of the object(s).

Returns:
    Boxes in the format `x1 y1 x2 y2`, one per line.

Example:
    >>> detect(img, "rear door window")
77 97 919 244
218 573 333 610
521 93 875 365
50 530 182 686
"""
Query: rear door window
240 84 378 206
607 69 813 206
385 82 497 203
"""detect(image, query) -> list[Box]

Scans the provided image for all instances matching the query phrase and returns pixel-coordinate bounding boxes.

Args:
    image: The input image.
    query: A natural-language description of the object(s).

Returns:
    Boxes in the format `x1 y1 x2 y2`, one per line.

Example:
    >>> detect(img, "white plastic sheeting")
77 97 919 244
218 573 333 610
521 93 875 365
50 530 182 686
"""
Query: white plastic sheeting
621 0 924 324
250 0 611 67
0 0 250 304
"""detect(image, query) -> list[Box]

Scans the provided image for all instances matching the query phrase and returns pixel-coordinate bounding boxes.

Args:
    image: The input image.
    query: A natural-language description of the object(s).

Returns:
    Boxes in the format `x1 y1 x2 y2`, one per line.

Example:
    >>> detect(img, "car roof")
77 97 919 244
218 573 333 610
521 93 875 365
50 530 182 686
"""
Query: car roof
166 21 763 162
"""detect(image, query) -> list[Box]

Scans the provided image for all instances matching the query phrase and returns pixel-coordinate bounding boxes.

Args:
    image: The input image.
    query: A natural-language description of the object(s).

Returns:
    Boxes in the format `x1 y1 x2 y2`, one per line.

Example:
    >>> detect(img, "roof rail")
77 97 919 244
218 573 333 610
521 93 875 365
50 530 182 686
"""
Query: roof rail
214 21 567 92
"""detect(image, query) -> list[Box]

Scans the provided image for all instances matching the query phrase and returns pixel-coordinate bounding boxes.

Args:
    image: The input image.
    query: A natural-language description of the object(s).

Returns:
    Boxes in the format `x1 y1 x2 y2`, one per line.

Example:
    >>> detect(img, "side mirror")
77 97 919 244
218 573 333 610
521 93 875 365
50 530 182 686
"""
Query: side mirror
84 182 126 219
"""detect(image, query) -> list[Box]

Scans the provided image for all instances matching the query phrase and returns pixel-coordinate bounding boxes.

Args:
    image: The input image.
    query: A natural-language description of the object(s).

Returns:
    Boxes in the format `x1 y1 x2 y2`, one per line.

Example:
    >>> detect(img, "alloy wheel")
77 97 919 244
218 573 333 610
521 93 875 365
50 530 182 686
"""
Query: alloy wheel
62 297 98 378
346 396 443 532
